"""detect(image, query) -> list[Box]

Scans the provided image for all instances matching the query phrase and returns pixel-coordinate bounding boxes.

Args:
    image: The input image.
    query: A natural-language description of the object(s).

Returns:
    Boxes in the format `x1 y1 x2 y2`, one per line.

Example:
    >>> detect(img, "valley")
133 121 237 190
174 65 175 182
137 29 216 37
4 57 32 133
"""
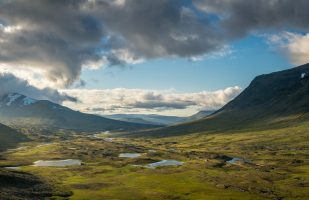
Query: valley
0 65 308 199
1 1 309 199
0 121 308 200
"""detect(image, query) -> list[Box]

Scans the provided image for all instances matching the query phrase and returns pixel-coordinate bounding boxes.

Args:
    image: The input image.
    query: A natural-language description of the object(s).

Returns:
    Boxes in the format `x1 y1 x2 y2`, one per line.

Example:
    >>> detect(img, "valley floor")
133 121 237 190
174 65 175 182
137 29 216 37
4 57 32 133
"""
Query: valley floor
0 122 308 200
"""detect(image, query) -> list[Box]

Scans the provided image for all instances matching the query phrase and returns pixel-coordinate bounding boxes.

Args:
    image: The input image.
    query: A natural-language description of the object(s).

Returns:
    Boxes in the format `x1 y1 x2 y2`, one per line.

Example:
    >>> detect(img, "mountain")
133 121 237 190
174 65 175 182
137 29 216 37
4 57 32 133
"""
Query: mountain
0 93 157 132
0 123 28 151
105 114 186 125
129 63 309 137
106 111 214 126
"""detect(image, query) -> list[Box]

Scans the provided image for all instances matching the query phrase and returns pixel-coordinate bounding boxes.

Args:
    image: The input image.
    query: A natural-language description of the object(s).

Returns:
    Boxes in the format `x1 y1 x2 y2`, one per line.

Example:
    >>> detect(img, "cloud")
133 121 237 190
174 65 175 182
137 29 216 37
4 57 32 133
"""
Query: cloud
1 0 308 89
0 0 225 87
267 32 309 65
193 0 309 65
97 0 225 58
61 86 241 116
129 101 195 110
193 0 309 38
0 73 76 103
0 0 105 87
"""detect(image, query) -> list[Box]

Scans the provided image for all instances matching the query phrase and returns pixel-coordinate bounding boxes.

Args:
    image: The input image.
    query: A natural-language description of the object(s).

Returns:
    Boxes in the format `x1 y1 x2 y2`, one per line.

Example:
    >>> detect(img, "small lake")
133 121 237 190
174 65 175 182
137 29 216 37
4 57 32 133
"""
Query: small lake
33 159 82 167
226 157 251 164
104 138 114 142
119 153 142 158
145 160 183 168
4 166 21 170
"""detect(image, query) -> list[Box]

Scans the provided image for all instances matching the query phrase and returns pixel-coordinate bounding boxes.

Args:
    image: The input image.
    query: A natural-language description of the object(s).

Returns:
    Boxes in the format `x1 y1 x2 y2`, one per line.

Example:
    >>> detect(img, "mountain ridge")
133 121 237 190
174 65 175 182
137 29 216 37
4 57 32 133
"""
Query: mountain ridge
105 111 215 126
125 63 309 137
105 114 187 125
0 93 158 132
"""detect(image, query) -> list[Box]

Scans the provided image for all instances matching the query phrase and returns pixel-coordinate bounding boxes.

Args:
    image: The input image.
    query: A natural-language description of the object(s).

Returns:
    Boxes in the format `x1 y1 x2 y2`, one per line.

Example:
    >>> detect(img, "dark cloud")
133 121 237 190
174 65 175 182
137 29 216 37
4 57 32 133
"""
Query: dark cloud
86 107 105 112
194 0 309 38
129 100 196 110
85 100 195 112
86 101 195 112
0 0 105 86
0 0 224 86
1 0 309 87
0 73 77 103
142 92 164 101
98 0 224 58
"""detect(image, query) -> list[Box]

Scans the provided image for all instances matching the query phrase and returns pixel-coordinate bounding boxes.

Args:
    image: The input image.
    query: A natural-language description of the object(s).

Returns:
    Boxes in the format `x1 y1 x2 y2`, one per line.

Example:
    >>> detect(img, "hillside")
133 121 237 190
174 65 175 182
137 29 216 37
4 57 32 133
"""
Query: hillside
129 63 309 137
0 123 28 151
0 93 158 132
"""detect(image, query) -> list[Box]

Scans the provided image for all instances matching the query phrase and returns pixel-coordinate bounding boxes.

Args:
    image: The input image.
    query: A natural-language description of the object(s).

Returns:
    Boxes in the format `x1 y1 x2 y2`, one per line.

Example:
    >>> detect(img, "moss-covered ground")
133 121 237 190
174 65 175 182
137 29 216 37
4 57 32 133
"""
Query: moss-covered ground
0 122 308 199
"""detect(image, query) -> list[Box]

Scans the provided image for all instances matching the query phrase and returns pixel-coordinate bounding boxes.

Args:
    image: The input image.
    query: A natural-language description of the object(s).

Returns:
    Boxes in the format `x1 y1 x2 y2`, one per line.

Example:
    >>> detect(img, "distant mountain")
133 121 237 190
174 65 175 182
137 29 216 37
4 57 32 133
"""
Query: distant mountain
106 111 215 126
105 114 186 125
0 93 157 132
0 123 28 151
129 63 309 137
184 110 215 122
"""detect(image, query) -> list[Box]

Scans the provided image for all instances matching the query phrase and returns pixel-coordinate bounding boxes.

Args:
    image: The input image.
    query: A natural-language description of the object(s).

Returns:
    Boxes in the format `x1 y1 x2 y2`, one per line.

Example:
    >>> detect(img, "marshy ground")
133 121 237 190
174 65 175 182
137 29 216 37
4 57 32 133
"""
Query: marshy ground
0 122 308 200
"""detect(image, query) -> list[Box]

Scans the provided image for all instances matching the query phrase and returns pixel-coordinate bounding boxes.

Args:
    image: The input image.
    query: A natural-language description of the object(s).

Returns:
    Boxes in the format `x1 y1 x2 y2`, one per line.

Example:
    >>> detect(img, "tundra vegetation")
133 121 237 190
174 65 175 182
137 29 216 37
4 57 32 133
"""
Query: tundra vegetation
0 121 308 200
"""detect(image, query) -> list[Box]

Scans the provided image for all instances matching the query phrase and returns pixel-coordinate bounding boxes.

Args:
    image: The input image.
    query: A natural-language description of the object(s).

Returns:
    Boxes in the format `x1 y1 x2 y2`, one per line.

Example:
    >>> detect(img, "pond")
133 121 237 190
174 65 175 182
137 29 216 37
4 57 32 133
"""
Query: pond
33 159 82 167
119 153 142 158
226 157 251 164
145 160 183 168
4 166 21 170
104 138 114 142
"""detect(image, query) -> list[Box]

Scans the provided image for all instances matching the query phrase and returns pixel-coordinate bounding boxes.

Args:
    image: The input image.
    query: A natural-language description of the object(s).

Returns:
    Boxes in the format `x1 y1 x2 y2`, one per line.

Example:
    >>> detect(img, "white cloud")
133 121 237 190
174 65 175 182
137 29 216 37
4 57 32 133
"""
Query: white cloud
0 73 76 103
113 0 126 7
189 45 233 61
82 58 108 70
61 86 241 116
0 24 23 34
0 63 61 89
267 32 309 65
109 48 144 65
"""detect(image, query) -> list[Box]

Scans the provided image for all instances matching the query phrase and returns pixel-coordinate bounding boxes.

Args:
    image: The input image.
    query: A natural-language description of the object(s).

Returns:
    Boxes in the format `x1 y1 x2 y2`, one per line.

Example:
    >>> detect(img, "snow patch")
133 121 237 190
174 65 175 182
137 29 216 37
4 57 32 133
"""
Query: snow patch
104 138 114 142
6 93 21 106
301 73 306 79
22 97 37 106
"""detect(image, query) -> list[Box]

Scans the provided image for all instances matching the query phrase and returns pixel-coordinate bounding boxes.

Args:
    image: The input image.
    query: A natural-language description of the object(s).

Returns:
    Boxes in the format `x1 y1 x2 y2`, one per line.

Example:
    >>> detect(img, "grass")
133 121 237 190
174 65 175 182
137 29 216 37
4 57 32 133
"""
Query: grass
0 121 308 199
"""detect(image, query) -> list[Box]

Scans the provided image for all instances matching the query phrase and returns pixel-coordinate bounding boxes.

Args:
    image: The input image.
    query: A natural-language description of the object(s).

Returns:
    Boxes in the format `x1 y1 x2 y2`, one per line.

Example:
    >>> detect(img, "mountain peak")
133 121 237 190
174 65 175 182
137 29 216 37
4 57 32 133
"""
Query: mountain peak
0 92 157 131
0 93 37 107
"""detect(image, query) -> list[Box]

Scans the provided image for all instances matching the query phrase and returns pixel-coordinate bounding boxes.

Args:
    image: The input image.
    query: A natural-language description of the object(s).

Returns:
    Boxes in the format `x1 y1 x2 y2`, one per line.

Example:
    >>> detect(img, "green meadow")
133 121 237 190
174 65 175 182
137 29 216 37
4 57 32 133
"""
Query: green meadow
1 122 308 199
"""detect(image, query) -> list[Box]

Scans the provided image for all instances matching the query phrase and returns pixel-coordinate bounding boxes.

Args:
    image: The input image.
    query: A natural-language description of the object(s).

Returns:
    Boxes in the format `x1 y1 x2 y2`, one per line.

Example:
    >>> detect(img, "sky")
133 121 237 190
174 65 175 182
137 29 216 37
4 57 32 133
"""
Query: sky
0 0 308 116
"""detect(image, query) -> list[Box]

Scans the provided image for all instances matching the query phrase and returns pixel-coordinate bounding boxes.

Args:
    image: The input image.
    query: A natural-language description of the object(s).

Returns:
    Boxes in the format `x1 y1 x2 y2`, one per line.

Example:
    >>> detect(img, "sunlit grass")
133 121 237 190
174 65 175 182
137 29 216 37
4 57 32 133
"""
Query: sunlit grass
1 122 308 199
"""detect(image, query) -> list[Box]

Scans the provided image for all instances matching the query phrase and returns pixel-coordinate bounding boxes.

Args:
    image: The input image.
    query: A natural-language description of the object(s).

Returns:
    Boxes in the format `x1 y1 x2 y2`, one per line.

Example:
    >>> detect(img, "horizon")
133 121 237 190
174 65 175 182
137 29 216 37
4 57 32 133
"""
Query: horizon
1 62 306 118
